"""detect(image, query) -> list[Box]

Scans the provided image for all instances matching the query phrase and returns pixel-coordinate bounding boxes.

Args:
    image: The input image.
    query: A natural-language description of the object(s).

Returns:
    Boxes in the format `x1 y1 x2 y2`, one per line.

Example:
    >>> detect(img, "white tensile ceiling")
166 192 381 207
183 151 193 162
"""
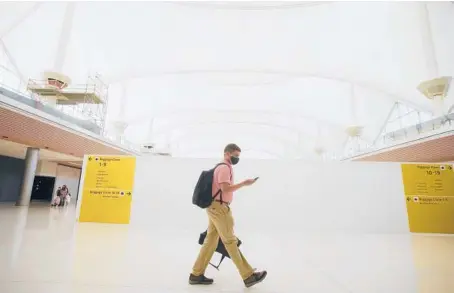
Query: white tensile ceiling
0 1 453 159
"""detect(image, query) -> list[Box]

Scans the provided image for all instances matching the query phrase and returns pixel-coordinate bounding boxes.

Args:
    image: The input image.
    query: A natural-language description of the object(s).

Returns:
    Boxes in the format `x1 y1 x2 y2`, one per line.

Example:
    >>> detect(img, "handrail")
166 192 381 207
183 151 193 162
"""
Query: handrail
342 113 454 159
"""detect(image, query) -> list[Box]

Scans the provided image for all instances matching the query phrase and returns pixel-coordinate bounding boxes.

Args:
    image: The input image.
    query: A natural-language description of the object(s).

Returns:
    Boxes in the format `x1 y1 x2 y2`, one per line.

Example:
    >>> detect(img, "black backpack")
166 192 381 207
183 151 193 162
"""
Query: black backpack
192 163 230 208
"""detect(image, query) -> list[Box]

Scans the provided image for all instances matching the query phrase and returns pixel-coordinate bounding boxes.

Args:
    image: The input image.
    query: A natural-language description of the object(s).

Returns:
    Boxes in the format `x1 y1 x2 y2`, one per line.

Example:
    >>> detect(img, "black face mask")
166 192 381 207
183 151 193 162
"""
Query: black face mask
230 156 240 165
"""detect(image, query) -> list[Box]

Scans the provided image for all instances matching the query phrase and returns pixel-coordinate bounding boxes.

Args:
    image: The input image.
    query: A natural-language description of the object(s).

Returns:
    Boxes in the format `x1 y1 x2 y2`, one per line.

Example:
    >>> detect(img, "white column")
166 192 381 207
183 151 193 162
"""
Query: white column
345 84 364 154
145 118 155 142
417 3 448 116
419 2 438 79
118 83 128 120
16 148 39 206
111 84 129 142
432 96 445 117
349 84 358 125
314 124 325 159
111 121 128 143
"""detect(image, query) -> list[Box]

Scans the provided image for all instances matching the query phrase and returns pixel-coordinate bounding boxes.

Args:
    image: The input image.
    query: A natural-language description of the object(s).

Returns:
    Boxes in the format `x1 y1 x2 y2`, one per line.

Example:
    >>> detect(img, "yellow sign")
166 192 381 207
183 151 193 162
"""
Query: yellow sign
401 164 454 234
405 196 454 234
401 164 454 197
79 155 136 224
83 156 136 190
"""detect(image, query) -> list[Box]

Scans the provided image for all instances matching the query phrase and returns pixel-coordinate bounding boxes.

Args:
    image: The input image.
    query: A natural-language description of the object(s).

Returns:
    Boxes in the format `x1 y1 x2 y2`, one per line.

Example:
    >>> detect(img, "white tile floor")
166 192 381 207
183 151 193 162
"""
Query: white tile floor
0 202 453 293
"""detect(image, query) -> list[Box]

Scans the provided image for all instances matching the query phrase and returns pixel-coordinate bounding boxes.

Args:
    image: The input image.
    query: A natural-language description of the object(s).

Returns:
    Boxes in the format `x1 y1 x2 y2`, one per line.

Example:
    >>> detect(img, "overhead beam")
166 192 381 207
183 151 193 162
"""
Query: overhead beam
165 1 335 11
152 120 321 141
128 108 347 134
105 69 431 113
0 3 42 39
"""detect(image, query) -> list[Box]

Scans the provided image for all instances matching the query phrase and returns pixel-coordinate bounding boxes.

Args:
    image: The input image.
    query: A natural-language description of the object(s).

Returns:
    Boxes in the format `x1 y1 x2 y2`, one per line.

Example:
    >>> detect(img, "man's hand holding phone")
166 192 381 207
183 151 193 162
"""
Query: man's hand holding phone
243 177 259 186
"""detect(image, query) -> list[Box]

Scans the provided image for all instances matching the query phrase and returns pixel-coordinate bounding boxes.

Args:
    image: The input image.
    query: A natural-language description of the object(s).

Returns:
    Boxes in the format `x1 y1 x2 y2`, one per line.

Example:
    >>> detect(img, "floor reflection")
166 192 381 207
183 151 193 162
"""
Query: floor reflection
411 234 454 293
0 203 453 292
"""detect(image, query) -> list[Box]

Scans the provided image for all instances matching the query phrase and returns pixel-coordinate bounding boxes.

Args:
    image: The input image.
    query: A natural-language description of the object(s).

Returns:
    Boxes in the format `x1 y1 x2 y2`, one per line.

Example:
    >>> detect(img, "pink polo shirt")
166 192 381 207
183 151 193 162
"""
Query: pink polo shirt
212 160 234 203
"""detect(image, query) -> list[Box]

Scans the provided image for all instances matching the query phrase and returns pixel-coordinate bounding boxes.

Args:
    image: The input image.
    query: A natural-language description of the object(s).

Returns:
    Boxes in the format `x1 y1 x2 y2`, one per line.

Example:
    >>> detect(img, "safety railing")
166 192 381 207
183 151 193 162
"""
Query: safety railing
342 113 454 159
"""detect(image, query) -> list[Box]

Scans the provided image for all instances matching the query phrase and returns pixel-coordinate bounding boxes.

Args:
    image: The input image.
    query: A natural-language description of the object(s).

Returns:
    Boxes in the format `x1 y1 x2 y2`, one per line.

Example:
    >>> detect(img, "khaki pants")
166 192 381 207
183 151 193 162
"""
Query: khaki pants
192 201 254 280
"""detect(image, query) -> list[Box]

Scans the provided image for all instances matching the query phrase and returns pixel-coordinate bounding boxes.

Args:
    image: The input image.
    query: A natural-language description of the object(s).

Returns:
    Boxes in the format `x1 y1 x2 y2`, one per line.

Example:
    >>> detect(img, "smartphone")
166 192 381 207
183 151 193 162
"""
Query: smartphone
254 177 260 181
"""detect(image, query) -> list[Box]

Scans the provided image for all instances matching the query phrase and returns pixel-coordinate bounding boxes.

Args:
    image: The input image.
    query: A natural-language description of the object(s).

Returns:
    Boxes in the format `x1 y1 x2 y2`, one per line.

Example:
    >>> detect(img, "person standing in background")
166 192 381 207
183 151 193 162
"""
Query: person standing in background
189 143 267 288
51 186 62 207
59 185 69 207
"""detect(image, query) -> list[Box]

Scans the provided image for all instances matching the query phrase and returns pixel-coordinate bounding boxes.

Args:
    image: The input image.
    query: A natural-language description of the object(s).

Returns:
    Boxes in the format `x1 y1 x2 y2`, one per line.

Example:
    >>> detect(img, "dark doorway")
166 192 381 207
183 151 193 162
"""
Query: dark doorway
31 176 55 202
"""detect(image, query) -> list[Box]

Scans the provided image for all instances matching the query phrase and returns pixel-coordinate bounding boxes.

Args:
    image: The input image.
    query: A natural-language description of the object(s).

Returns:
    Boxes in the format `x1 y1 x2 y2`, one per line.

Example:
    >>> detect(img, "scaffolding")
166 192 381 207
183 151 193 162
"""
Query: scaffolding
27 74 109 131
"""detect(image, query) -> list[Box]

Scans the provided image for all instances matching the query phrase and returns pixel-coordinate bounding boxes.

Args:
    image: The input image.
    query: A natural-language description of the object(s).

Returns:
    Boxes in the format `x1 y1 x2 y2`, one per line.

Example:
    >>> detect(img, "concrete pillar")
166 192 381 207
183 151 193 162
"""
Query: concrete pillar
16 147 39 206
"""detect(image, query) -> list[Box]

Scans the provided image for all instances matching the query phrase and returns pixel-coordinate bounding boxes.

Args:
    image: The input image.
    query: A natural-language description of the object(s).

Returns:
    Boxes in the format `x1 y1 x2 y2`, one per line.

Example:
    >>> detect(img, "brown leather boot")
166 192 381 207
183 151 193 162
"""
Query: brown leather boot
189 273 214 285
244 270 267 288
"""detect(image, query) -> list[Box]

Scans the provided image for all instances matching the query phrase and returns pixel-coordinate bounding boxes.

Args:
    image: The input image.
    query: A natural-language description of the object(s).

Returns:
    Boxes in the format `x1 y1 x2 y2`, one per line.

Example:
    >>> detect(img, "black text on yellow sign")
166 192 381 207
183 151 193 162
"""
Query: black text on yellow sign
401 164 454 197
405 196 454 234
79 189 133 224
87 189 133 198
79 155 136 224
84 156 136 191
401 163 454 234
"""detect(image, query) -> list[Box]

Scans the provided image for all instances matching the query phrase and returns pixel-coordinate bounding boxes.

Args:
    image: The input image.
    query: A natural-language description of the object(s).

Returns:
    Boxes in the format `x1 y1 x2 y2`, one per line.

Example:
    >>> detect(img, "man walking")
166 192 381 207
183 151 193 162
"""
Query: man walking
189 143 267 288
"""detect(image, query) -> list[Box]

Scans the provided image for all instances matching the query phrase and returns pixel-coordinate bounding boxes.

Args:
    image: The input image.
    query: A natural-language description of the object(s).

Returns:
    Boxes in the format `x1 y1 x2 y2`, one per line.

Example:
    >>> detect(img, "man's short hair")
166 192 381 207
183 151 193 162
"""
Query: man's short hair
224 143 241 153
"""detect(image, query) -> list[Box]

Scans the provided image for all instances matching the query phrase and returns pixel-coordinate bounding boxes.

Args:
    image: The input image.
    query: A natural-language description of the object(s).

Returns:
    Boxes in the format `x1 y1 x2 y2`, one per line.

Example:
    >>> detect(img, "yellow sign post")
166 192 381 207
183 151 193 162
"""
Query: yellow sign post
78 155 136 224
401 164 454 234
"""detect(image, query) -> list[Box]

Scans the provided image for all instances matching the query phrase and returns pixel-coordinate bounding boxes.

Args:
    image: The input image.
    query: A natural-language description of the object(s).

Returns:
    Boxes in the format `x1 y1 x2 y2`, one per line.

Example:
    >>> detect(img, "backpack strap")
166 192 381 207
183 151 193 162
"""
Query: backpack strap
212 163 232 204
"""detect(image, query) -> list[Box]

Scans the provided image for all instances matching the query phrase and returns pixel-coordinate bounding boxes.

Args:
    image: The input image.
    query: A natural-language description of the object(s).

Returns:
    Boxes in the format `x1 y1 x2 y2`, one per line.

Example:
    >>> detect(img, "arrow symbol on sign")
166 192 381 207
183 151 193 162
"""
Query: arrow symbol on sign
407 197 411 202
88 157 92 161
449 166 453 170
127 192 132 196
